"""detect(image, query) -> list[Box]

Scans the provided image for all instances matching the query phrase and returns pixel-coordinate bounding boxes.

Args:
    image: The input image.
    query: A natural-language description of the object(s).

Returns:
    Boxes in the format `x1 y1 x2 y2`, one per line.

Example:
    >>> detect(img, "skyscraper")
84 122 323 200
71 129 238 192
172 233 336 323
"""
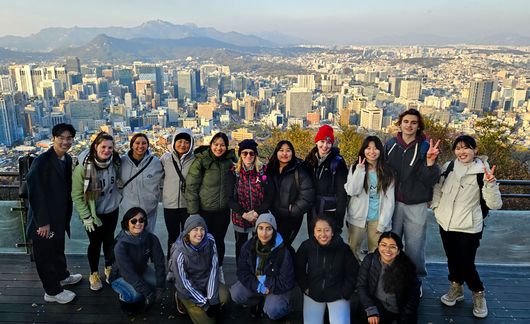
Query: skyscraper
297 74 316 91
134 62 163 95
0 75 14 93
468 80 494 113
0 94 19 146
177 70 193 101
65 56 81 74
286 88 312 118
400 79 421 100
360 106 383 131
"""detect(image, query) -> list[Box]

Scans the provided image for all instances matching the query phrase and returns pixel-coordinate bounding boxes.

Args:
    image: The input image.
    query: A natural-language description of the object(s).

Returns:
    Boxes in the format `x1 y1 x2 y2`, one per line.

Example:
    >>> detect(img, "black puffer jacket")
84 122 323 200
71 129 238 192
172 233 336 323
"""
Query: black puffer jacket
268 160 314 221
357 252 420 323
295 234 357 303
304 147 348 224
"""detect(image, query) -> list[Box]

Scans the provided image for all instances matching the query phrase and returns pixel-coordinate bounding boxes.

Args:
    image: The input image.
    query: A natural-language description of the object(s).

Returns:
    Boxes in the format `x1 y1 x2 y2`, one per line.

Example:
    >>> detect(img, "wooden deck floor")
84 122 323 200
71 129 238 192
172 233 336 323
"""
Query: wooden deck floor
0 254 529 323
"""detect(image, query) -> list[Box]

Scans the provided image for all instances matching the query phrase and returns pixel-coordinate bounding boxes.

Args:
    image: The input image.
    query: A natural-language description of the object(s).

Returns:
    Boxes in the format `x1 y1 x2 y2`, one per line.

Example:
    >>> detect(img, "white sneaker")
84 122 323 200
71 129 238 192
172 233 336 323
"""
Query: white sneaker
60 273 82 286
472 291 488 318
219 266 225 284
44 289 76 304
89 272 103 291
441 282 464 306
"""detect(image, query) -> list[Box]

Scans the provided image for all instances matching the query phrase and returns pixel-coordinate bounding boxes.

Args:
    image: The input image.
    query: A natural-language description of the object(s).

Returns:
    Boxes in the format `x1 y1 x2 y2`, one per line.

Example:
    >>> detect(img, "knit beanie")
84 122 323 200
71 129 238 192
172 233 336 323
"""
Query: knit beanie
255 212 277 231
238 139 258 156
174 132 191 143
183 214 207 235
314 125 334 144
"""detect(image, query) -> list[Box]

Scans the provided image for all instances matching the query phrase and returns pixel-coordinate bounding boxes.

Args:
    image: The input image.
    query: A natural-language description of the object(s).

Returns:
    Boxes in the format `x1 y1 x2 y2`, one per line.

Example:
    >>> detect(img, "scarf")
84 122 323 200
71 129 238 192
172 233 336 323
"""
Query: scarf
255 238 274 276
83 155 112 201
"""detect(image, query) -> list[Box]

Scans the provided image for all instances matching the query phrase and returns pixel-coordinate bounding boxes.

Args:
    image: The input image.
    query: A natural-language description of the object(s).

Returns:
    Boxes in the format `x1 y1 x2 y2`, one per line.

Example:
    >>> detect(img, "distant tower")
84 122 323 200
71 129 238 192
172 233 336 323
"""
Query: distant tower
286 88 312 118
400 79 421 100
360 106 383 131
65 56 81 74
468 80 494 113
297 75 316 91
0 94 19 146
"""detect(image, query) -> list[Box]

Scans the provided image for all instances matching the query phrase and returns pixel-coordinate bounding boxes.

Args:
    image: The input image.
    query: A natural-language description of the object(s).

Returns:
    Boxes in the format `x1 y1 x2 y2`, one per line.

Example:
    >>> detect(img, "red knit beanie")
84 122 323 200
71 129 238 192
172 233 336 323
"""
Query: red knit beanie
314 125 334 144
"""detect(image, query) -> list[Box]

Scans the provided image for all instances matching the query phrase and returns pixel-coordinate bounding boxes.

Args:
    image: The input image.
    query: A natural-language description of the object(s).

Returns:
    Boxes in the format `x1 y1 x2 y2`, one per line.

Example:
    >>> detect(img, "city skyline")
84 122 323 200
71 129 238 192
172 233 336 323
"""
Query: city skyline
2 0 529 45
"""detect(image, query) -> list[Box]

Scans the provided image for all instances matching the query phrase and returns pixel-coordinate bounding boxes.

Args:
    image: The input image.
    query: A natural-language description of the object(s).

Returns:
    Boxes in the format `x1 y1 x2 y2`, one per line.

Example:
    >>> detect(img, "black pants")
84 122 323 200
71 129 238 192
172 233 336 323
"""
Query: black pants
31 232 70 295
234 231 251 262
164 208 189 255
86 209 119 273
276 214 303 246
439 226 484 292
359 299 400 324
200 209 230 266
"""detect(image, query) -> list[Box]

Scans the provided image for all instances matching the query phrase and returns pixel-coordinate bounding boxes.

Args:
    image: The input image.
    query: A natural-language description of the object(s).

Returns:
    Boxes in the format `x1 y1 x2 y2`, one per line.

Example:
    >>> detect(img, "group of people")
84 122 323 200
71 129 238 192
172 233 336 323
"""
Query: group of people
26 107 502 323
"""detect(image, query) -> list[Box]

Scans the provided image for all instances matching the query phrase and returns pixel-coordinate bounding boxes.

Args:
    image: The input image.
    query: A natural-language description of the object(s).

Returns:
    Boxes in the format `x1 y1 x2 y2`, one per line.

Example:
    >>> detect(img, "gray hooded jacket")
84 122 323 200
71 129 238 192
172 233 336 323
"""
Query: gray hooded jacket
160 128 195 209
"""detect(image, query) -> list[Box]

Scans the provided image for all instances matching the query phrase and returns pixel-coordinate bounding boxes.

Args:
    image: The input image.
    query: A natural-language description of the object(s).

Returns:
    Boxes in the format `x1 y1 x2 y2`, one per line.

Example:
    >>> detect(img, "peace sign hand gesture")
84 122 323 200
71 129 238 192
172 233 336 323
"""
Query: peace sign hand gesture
483 165 497 183
426 139 441 166
356 156 366 170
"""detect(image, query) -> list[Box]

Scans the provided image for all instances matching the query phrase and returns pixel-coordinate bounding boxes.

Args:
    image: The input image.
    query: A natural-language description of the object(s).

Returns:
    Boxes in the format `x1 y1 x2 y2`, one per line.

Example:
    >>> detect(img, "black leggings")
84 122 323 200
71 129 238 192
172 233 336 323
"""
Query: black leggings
276 214 303 246
86 209 119 273
234 231 251 262
200 209 230 266
163 208 189 255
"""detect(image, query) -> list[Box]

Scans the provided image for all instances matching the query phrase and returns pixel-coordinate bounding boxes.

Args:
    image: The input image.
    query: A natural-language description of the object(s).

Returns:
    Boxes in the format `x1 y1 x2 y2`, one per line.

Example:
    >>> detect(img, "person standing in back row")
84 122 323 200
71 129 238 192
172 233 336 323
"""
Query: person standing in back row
27 123 82 304
384 109 440 296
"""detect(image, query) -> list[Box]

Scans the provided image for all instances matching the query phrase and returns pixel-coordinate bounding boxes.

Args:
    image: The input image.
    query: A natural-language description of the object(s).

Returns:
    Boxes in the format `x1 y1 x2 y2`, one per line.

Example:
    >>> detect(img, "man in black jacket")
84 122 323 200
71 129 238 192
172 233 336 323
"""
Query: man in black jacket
27 123 82 304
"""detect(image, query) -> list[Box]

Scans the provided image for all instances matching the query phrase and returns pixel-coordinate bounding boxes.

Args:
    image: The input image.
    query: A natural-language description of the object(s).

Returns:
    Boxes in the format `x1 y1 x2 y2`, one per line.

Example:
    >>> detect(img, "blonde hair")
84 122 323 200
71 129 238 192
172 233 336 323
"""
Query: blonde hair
234 156 263 173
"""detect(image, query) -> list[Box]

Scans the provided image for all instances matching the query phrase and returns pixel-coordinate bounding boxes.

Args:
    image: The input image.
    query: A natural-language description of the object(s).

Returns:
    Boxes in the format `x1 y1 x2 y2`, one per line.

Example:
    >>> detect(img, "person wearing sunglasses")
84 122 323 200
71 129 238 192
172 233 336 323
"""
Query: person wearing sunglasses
227 139 272 261
357 232 420 324
109 207 166 315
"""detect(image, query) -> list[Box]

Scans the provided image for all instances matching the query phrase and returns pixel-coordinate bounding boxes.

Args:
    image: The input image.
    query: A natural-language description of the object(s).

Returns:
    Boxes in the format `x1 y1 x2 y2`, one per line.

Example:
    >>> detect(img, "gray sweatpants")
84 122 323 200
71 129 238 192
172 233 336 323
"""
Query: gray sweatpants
392 202 429 278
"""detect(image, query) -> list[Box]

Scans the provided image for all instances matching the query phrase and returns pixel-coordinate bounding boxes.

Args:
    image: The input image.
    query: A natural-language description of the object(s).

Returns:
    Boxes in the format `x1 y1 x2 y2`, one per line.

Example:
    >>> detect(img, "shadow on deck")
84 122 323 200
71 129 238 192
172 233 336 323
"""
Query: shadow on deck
0 254 529 323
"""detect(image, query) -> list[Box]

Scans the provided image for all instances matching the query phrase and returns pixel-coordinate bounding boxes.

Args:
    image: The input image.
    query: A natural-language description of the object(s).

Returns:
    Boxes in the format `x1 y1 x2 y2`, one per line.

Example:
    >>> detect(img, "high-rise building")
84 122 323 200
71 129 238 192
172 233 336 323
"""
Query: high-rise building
65 56 81 74
244 96 257 121
468 80 494 112
360 106 383 131
11 64 35 96
400 79 421 100
286 88 312 118
0 94 20 146
0 75 14 93
177 70 193 101
116 68 134 92
134 62 163 95
389 76 403 97
297 75 316 91
258 88 273 100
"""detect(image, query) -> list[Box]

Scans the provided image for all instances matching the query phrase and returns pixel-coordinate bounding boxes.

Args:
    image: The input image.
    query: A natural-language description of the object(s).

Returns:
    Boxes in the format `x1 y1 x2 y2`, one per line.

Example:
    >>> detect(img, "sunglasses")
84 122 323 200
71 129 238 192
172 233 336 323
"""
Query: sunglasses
241 151 256 157
129 217 145 225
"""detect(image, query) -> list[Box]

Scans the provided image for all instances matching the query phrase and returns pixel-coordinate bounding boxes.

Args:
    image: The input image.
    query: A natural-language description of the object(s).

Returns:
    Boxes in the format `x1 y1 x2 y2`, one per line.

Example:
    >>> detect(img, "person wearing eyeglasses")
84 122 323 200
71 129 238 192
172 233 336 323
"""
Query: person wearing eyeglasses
227 139 272 261
72 132 121 291
357 232 420 324
109 207 166 315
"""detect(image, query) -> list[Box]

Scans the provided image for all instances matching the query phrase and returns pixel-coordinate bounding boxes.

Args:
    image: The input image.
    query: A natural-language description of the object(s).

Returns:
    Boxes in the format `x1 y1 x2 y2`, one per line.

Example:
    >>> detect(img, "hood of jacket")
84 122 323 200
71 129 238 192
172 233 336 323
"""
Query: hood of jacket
171 128 194 161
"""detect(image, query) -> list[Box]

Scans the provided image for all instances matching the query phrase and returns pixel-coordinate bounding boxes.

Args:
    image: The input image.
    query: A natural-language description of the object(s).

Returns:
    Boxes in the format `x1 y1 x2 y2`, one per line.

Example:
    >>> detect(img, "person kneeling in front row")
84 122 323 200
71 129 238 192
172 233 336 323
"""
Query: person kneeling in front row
230 213 295 320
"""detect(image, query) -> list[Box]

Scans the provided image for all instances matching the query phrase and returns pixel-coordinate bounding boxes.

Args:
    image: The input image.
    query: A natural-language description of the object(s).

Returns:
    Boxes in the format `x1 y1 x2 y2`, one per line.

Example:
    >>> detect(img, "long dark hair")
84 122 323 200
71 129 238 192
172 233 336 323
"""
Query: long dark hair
378 232 416 294
88 132 120 166
304 146 321 170
266 140 297 176
355 136 394 193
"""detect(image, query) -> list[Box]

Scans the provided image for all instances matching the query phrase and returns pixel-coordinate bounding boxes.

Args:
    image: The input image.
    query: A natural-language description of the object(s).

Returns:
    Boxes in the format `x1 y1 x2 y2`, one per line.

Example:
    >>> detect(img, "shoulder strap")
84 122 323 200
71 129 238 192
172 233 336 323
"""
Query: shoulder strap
441 160 455 179
329 155 342 188
122 156 154 188
476 173 489 218
171 156 186 183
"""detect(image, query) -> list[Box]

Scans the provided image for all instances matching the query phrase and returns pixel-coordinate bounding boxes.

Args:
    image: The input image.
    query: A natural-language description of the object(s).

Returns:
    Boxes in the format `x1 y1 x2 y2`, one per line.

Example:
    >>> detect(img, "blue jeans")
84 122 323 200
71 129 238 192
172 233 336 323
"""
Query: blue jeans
111 266 156 303
303 294 350 324
392 202 428 277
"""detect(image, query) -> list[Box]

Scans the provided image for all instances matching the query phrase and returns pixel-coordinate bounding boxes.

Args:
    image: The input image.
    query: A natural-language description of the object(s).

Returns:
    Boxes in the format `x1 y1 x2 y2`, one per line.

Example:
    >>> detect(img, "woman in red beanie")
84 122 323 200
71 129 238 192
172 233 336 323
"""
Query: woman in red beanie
303 125 348 235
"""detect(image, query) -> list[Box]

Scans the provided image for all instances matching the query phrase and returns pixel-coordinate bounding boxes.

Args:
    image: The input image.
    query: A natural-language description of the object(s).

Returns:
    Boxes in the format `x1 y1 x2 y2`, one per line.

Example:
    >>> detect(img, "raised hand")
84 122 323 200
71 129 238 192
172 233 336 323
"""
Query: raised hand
357 156 366 167
426 139 441 166
483 165 497 183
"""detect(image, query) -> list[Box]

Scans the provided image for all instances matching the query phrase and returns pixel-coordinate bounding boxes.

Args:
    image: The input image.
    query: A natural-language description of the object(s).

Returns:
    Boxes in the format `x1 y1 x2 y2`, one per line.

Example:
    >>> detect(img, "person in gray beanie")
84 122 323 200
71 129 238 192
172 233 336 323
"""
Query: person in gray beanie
230 212 295 320
167 214 229 323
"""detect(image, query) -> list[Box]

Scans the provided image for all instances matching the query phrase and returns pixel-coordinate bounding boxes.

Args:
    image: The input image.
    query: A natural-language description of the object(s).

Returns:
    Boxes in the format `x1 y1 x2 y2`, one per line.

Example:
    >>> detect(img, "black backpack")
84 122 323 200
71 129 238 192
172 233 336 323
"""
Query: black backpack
440 160 490 218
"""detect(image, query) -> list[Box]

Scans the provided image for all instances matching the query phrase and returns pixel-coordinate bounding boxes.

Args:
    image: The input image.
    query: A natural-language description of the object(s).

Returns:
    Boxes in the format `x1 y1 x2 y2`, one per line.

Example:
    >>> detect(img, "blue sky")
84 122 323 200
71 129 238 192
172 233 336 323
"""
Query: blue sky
2 0 529 44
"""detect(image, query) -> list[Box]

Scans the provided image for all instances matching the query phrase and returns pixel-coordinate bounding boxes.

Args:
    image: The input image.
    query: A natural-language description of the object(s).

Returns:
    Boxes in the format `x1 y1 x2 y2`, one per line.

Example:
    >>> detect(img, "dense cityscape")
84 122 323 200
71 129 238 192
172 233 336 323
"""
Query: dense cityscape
1 35 530 172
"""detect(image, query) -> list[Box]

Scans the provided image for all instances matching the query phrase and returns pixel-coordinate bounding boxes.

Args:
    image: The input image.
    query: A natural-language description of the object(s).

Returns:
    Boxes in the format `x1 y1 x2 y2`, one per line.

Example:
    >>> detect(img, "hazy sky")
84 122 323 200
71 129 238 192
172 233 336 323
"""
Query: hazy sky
1 0 529 44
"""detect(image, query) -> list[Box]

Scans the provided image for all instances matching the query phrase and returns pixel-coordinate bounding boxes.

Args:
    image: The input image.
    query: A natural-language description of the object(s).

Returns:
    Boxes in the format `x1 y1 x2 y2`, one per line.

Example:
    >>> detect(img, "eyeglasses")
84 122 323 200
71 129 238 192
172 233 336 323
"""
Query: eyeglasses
378 243 398 251
241 151 256 157
129 218 145 225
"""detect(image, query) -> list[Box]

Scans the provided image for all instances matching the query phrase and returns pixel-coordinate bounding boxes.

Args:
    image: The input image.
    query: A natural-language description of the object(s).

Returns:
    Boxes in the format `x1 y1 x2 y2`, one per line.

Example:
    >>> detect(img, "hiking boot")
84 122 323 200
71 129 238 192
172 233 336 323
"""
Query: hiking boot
441 282 464 306
60 273 82 286
89 272 103 291
104 266 112 284
472 291 488 318
44 289 76 304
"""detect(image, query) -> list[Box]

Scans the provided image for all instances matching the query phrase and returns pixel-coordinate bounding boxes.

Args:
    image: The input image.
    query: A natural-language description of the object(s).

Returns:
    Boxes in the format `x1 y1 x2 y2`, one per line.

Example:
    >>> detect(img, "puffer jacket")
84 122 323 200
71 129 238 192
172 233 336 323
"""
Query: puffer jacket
72 149 121 225
268 160 315 222
237 233 295 295
110 230 166 298
344 164 395 232
432 157 502 234
295 234 357 303
185 146 237 214
357 251 420 323
160 128 195 209
167 232 220 306
120 150 164 215
385 133 440 204
227 164 272 230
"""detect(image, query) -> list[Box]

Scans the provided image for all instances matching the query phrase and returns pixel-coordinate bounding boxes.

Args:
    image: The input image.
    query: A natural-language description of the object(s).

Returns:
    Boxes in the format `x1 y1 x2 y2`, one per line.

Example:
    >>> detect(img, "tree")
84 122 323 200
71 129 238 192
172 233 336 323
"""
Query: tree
336 125 365 166
259 125 315 161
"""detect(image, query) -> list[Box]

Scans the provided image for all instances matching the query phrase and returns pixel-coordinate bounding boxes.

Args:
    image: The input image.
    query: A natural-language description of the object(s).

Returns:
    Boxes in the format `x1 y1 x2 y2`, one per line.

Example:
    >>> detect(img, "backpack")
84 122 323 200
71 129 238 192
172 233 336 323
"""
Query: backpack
18 154 36 199
440 160 489 218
